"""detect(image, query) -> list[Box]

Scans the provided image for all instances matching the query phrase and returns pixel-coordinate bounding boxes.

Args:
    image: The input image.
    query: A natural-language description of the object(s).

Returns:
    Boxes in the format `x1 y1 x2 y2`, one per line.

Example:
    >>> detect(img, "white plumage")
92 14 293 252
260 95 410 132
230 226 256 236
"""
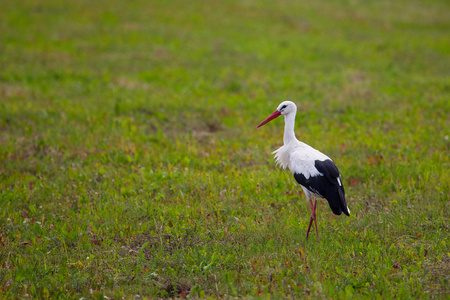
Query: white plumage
274 141 330 177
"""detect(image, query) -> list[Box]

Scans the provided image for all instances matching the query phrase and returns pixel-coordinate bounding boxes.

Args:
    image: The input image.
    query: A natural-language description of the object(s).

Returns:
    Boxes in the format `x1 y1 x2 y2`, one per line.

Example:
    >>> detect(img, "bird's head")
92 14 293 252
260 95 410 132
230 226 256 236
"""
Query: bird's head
257 101 297 128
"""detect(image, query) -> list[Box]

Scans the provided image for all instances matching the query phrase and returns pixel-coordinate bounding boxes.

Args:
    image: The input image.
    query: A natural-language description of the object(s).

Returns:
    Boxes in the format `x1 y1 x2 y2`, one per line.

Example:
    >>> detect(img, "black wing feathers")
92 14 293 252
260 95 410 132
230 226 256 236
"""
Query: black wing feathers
314 159 340 182
294 159 350 216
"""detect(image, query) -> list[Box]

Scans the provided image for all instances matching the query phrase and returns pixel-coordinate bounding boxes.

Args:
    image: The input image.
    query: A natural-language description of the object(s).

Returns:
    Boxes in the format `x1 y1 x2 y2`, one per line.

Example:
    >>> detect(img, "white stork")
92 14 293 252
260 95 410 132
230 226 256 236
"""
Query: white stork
257 101 350 241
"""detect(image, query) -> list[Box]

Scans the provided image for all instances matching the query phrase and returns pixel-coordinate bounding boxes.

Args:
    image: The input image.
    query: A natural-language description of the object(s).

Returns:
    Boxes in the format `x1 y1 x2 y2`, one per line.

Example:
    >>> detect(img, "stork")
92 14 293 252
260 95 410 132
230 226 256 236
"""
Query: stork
257 101 350 241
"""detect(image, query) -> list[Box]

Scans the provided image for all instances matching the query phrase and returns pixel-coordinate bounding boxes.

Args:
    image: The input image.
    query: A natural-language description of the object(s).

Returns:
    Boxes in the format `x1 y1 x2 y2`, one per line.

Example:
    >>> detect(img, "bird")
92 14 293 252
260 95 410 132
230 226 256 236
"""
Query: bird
257 101 350 241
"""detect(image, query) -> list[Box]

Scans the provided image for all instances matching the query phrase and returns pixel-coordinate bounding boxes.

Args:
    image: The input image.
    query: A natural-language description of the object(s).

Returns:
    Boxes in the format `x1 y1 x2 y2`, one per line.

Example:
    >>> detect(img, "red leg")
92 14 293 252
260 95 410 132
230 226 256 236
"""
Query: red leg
299 191 314 239
305 196 319 242
306 215 314 239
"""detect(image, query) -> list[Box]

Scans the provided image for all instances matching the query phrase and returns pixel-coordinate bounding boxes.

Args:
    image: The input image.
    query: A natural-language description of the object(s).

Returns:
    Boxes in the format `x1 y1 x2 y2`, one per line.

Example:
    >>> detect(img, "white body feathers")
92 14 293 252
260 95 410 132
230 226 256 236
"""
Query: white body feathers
273 140 331 179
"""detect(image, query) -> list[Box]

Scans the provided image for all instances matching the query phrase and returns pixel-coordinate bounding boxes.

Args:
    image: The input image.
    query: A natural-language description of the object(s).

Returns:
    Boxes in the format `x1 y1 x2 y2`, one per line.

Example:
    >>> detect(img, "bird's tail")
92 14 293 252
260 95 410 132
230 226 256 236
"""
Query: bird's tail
338 186 350 216
328 186 350 216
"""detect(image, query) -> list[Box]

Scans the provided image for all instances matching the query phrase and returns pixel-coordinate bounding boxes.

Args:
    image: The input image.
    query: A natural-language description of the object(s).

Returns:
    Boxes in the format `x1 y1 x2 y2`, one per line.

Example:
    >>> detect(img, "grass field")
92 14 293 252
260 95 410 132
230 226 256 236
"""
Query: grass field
1 0 449 298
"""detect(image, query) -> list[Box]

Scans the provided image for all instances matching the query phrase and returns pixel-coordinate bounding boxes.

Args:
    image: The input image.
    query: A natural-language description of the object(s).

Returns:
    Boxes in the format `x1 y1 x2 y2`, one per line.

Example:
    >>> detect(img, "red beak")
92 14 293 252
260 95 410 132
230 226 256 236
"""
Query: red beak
257 110 281 128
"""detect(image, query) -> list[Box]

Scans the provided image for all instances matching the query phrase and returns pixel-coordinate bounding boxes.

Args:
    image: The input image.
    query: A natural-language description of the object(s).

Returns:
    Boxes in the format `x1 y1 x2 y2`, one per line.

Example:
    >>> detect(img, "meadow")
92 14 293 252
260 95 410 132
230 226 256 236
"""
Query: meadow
0 0 449 298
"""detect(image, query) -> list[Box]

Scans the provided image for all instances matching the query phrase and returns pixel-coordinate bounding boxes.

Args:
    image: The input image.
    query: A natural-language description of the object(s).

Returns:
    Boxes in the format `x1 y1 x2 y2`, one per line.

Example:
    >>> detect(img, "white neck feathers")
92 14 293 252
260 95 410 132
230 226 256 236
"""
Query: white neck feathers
283 112 297 145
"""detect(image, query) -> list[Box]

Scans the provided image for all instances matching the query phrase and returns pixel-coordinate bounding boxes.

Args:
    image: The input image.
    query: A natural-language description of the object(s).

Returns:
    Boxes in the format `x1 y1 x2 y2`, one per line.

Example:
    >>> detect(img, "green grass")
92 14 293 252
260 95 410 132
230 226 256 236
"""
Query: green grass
1 0 449 298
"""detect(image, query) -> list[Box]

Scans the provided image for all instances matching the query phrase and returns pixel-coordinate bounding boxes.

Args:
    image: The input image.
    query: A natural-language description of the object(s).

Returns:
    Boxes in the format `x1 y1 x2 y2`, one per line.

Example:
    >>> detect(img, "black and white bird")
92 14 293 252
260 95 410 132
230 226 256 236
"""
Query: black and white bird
257 101 350 241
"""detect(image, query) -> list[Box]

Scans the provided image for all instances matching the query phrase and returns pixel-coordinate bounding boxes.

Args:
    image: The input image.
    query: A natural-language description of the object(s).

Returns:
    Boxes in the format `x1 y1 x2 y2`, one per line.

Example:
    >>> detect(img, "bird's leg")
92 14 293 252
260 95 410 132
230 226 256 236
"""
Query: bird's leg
306 217 314 240
299 191 314 240
305 196 319 242
305 195 314 239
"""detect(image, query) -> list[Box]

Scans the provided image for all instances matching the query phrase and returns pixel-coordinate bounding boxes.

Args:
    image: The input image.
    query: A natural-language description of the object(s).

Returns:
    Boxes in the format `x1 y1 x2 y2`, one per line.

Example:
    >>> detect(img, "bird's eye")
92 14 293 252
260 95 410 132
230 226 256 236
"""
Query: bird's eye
280 105 287 110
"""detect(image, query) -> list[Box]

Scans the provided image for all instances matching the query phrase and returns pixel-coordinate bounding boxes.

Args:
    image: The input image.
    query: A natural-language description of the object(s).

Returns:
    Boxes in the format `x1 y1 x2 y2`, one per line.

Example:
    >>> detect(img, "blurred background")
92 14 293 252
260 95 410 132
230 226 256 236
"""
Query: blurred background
0 0 449 298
